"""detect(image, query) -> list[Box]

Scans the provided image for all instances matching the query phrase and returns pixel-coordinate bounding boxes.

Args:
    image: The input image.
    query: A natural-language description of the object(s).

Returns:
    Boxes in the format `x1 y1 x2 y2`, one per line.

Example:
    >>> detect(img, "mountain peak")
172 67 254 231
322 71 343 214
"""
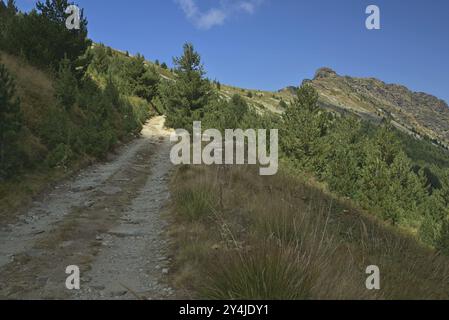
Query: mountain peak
314 67 338 80
306 69 449 147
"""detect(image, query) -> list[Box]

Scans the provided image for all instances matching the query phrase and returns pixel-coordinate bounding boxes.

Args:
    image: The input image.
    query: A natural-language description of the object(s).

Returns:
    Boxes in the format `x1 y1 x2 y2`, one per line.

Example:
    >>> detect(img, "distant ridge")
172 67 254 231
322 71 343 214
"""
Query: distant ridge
280 67 449 149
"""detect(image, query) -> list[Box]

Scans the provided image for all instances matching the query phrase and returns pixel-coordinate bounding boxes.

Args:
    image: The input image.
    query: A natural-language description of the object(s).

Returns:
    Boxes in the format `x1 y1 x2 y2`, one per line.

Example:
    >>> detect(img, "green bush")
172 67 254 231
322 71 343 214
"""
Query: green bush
45 143 73 168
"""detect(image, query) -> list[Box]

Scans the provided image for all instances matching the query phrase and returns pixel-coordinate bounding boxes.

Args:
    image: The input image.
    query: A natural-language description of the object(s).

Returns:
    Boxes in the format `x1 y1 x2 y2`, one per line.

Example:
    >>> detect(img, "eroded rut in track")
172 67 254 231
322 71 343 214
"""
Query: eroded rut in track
0 116 175 300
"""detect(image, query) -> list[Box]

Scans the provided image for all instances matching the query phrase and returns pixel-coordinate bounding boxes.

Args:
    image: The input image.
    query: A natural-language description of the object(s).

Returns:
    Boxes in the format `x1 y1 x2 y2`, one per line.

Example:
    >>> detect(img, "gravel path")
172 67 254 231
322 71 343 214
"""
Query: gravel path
0 116 175 299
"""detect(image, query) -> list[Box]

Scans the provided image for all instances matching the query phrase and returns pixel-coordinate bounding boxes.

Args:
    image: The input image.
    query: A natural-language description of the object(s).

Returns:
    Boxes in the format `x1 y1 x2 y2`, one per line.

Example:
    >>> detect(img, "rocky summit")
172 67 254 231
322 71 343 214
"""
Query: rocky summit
285 68 449 148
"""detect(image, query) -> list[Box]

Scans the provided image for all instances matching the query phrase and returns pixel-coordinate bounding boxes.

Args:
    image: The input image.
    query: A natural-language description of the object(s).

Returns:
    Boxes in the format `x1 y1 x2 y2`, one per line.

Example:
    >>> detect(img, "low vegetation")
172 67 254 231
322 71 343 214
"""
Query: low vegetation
0 1 158 221
161 42 449 299
2 0 449 300
169 164 449 299
161 42 449 254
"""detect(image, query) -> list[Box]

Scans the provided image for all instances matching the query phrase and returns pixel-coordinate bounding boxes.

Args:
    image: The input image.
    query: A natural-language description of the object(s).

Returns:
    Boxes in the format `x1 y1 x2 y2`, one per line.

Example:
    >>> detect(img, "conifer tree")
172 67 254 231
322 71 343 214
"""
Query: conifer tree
134 67 159 102
437 217 449 253
0 62 22 178
281 84 328 169
322 117 363 196
6 0 91 69
0 0 17 49
159 43 212 129
54 58 78 110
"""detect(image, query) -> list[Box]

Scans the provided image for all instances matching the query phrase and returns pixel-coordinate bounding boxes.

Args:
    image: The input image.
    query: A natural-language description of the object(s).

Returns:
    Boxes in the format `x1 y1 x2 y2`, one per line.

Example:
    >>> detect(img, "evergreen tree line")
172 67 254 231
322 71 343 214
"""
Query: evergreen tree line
280 86 449 251
159 43 449 253
88 44 160 103
0 0 89 70
0 0 158 179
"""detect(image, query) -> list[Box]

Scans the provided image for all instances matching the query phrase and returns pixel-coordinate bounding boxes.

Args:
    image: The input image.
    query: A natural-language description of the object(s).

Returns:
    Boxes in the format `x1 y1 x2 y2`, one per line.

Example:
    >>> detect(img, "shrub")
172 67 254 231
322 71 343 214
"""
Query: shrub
45 143 73 168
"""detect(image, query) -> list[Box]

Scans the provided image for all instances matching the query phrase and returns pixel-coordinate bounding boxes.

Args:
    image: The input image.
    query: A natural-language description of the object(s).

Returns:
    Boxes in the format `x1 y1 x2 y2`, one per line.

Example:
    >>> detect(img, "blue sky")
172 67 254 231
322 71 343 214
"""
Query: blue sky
16 0 449 103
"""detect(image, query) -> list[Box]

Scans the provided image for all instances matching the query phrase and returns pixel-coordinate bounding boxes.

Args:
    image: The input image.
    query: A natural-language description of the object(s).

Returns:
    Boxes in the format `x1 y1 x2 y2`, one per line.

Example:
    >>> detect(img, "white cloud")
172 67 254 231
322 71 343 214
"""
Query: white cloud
176 0 263 30
177 0 198 19
197 8 227 29
239 1 256 14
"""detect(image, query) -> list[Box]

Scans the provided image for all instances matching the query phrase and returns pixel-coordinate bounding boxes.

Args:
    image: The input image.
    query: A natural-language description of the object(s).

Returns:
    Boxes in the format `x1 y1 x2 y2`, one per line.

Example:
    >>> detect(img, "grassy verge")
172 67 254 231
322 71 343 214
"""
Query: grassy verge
168 164 449 299
0 158 90 225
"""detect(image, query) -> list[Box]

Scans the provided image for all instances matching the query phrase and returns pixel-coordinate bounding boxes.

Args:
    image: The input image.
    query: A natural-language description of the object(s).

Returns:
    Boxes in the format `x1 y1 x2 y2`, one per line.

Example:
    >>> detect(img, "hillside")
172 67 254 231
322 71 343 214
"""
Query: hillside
2 0 449 300
3 41 449 299
169 164 449 299
96 47 449 151
171 63 449 153
279 68 449 149
0 49 153 222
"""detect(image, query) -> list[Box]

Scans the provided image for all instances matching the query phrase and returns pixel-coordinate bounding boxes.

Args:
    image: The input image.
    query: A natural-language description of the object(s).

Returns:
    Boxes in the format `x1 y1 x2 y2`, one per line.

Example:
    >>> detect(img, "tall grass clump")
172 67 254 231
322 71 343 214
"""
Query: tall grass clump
201 243 315 300
173 181 218 221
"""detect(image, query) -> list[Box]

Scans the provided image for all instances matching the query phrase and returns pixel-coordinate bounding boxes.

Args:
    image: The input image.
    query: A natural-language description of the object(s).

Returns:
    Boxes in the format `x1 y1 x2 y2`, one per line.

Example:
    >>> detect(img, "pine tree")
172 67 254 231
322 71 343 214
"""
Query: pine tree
0 0 17 15
6 0 91 69
90 44 110 74
227 94 248 127
103 75 120 111
281 84 328 169
386 151 427 225
134 67 159 101
437 218 449 253
0 2 8 47
159 43 212 129
374 122 401 165
322 117 363 196
6 0 17 12
0 62 22 178
0 0 17 50
437 169 449 208
126 54 159 101
54 58 78 110
427 169 449 250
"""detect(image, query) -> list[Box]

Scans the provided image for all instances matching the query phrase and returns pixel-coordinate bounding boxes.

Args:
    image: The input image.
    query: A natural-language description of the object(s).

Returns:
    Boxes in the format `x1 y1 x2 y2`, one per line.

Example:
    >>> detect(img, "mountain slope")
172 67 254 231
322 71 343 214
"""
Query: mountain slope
299 68 449 148
210 66 449 151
